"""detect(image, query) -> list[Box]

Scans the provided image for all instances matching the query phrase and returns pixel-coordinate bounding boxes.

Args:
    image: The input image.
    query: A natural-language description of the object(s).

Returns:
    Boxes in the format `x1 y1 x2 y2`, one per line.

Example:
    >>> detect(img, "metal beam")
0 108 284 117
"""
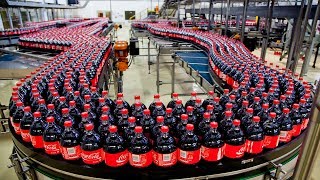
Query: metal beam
192 0 195 26
177 0 181 28
208 0 213 31
260 0 275 61
6 8 13 29
300 0 320 76
185 5 319 19
225 0 230 35
241 0 249 42
3 0 90 9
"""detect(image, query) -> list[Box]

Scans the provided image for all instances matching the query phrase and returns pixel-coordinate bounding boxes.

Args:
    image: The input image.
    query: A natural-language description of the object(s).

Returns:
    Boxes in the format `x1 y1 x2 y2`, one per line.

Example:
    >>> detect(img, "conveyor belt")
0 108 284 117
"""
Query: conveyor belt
176 51 214 85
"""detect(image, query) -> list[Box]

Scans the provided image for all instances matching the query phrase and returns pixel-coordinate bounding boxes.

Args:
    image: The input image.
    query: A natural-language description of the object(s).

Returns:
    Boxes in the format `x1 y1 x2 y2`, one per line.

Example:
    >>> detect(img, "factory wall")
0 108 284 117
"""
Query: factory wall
74 0 163 22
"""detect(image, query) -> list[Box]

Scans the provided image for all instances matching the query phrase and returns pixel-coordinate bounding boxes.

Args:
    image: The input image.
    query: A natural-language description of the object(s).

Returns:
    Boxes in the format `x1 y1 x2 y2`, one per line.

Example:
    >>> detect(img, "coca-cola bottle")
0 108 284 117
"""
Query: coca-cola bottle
140 109 155 138
201 122 224 162
248 87 256 104
236 91 248 107
84 95 96 113
194 98 205 121
206 105 217 122
220 89 230 107
132 102 144 125
175 114 188 139
202 91 214 109
60 108 75 129
178 124 201 165
245 116 264 154
128 126 153 168
153 126 177 167
213 97 223 120
101 106 116 125
172 100 186 121
69 101 81 125
98 115 111 142
185 91 197 107
219 111 234 137
84 104 97 123
114 100 125 123
102 91 115 112
30 112 46 149
224 120 246 158
267 88 276 104
114 93 130 111
60 121 81 160
43 116 62 155
78 112 93 135
124 117 137 143
278 108 293 143
36 99 48 119
65 87 75 102
186 106 197 125
46 104 61 124
299 99 309 130
198 112 211 137
285 90 294 108
118 109 129 133
80 123 104 165
257 103 270 125
81 83 91 97
269 99 282 118
9 95 19 119
12 101 24 135
290 104 303 137
222 103 234 120
167 93 180 109
260 92 269 106
30 93 40 112
149 94 165 113
57 96 68 114
130 95 147 113
20 106 34 142
90 87 100 107
151 116 165 141
279 95 288 111
74 91 84 111
229 95 238 113
236 100 249 120
263 112 280 149
104 125 128 167
250 97 262 116
152 101 166 119
97 98 106 117
164 108 177 133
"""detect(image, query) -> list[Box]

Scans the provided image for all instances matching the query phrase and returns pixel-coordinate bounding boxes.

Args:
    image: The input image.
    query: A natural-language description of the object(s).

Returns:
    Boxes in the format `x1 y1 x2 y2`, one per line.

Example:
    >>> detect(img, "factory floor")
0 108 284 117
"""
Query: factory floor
0 24 320 179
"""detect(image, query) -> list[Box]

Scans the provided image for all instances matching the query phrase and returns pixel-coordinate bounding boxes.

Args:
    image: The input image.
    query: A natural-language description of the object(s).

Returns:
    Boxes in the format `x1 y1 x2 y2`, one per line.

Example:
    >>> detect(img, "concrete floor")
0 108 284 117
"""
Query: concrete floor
0 25 320 179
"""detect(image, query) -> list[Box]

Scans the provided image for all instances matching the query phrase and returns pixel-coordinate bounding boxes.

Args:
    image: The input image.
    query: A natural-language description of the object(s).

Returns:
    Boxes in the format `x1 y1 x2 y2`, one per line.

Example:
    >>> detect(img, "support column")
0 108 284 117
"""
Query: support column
26 9 31 22
240 0 249 42
192 0 195 27
236 15 240 30
300 0 320 76
208 0 213 31
18 8 24 27
6 8 13 29
177 0 180 28
225 0 230 35
261 0 275 61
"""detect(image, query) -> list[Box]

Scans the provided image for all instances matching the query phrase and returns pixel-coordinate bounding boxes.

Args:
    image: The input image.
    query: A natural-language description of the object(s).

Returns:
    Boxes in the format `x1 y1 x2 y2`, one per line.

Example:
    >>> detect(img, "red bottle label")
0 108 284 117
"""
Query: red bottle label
153 150 178 167
178 148 201 165
61 145 82 160
224 144 245 158
20 129 31 142
30 135 44 149
44 141 61 155
104 150 129 167
129 151 153 168
201 146 224 162
302 118 309 130
81 148 104 165
12 122 21 135
279 130 292 143
263 135 280 149
245 140 263 154
291 124 302 137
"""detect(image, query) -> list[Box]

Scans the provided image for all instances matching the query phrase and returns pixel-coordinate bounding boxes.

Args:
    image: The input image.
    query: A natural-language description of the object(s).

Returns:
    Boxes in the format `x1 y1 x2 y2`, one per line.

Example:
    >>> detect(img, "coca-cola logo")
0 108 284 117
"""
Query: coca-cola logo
236 146 245 156
264 138 271 146
45 144 58 150
82 152 102 160
116 154 128 163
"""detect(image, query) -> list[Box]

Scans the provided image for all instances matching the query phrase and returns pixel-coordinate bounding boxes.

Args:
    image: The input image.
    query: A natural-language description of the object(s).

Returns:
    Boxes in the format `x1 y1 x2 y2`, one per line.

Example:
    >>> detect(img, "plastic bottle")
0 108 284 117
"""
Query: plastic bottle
98 115 111 142
101 106 116 125
46 104 61 124
149 94 165 113
219 111 234 137
69 101 81 125
206 105 217 122
245 116 264 154
60 121 82 160
178 124 201 165
140 109 155 139
167 93 180 109
80 123 104 165
20 106 34 142
132 102 144 125
97 97 106 118
74 91 85 111
194 98 205 121
263 112 280 149
104 125 128 167
114 93 130 111
84 95 96 113
172 99 186 121
236 100 249 120
279 95 288 110
153 126 177 167
43 116 62 155
236 91 248 107
299 99 309 130
78 112 93 135
257 103 270 125
198 112 212 138
152 101 166 119
57 96 68 115
279 108 293 143
290 104 303 137
130 95 147 113
114 100 125 123
164 108 177 133
175 114 189 140
12 101 24 135
124 117 137 144
224 120 246 158
36 99 47 119
186 106 197 125
128 126 153 168
202 91 214 109
201 122 224 162
60 108 75 129
213 97 223 120
118 109 129 133
220 89 230 107
185 91 197 107
269 99 282 118
30 112 46 149
101 90 115 112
